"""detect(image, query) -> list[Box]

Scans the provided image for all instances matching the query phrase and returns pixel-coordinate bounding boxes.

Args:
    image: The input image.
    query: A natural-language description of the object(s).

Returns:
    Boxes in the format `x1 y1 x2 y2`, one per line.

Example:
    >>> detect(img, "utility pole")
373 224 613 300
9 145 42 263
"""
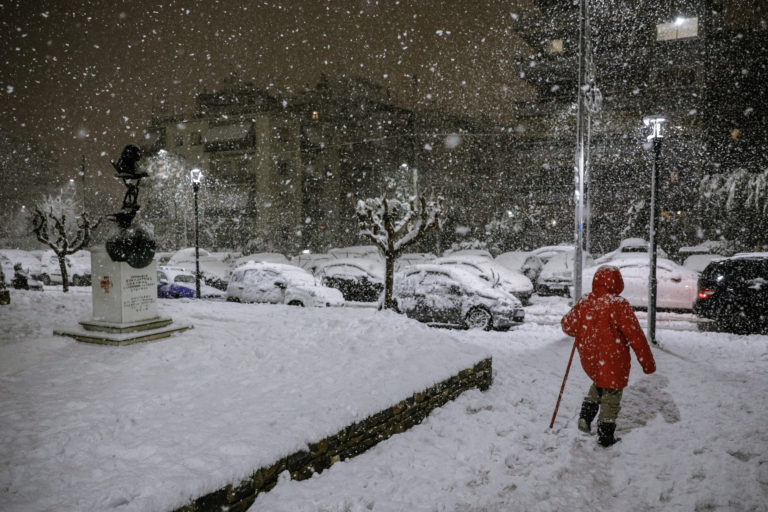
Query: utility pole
573 0 588 300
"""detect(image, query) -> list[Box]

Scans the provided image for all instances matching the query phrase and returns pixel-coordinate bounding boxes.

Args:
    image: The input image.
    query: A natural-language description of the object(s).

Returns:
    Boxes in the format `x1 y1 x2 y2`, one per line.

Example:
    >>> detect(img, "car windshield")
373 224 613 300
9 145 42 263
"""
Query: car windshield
174 275 195 283
282 269 316 286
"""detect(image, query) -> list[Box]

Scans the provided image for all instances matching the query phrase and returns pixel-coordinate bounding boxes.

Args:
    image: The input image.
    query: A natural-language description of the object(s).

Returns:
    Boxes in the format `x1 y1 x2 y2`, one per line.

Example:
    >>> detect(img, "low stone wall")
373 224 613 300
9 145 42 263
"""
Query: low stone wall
172 357 492 512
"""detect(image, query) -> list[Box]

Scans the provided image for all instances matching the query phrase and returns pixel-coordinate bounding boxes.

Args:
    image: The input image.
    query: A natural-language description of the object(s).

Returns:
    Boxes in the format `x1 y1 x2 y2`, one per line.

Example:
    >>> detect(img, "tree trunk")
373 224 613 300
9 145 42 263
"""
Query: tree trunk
383 254 395 310
58 255 69 293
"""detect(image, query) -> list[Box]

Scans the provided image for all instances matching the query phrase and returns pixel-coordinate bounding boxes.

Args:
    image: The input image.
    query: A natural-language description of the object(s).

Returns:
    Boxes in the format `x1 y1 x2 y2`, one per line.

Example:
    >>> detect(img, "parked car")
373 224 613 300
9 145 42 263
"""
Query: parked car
0 254 14 284
594 238 668 265
157 266 225 299
68 250 92 286
434 255 534 304
495 251 544 284
167 248 232 290
317 258 385 302
226 262 344 307
234 252 290 269
395 252 436 271
442 248 494 261
327 245 383 261
0 249 43 280
582 258 698 311
392 264 525 330
156 270 195 299
38 250 73 285
291 252 334 275
537 250 594 296
694 253 768 333
683 254 725 274
530 245 574 265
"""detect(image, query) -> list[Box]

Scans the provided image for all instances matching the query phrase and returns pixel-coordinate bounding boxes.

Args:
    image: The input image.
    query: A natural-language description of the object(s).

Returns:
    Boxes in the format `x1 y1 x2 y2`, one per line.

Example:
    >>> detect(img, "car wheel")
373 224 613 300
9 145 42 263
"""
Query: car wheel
465 307 492 331
41 274 51 286
288 300 304 307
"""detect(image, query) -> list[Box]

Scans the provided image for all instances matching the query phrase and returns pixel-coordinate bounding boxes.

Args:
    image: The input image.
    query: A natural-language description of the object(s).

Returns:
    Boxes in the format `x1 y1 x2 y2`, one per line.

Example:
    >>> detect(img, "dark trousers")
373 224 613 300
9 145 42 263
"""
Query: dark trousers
584 384 623 423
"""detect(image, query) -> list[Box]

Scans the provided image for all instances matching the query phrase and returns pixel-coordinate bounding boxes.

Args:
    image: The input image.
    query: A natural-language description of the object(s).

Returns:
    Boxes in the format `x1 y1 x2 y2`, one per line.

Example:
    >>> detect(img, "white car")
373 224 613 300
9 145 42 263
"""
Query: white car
582 258 698 311
327 245 383 261
530 245 574 264
157 266 225 298
395 252 436 271
167 248 232 289
537 250 594 296
0 250 43 280
291 252 334 275
234 252 290 269
434 255 534 304
68 250 92 286
38 250 73 285
393 264 525 330
226 262 344 307
442 248 494 261
495 251 544 283
0 254 13 284
683 254 725 274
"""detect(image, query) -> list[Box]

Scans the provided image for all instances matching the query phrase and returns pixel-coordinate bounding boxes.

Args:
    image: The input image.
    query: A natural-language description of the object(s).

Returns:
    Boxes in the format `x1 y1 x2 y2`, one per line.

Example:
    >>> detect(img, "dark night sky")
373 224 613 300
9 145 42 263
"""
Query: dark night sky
1 0 534 204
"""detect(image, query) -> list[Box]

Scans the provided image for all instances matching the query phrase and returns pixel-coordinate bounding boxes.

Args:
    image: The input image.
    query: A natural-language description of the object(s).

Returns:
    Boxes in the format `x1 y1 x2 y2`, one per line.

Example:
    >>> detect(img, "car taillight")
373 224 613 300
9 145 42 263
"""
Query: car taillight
698 287 715 299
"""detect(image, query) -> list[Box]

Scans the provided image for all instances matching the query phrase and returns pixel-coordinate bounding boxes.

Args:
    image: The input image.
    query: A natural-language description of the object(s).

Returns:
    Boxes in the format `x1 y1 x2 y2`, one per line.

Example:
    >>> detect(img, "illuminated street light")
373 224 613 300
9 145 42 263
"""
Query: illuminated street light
190 168 203 299
643 115 667 345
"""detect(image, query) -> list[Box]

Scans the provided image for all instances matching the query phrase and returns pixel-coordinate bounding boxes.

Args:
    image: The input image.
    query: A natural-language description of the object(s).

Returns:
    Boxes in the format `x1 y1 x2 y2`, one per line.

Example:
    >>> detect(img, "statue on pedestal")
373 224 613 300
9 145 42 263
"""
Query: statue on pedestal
105 144 156 269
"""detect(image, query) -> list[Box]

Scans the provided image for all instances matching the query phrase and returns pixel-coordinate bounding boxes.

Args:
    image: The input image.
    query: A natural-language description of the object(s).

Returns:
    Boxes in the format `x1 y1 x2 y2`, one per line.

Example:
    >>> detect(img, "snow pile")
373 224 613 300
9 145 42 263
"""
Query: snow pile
0 291 488 512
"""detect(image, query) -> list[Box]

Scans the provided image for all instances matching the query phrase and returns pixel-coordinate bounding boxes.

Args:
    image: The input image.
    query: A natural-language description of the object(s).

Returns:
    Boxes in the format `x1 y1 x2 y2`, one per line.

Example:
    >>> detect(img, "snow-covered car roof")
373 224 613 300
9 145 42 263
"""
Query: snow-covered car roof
590 257 694 275
0 250 42 273
442 249 493 260
327 245 382 260
683 254 726 273
234 253 290 268
317 258 385 280
731 252 768 260
232 261 318 286
168 247 213 260
400 264 508 294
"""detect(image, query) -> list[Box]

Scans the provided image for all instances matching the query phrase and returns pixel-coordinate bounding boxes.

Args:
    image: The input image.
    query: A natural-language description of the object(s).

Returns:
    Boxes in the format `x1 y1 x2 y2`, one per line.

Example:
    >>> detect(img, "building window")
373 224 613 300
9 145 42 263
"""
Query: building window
175 135 184 146
546 39 564 54
191 133 202 145
657 16 698 41
312 111 319 120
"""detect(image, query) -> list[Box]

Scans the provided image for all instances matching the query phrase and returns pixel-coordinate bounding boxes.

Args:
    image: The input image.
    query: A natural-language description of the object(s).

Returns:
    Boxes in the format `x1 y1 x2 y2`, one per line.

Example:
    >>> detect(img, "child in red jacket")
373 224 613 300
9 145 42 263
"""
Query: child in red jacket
561 265 656 447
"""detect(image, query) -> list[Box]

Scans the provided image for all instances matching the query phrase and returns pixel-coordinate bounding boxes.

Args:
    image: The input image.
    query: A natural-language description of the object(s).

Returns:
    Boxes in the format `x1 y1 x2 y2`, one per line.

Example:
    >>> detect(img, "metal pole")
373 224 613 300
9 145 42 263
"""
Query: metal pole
573 0 587 300
194 182 201 299
648 138 661 344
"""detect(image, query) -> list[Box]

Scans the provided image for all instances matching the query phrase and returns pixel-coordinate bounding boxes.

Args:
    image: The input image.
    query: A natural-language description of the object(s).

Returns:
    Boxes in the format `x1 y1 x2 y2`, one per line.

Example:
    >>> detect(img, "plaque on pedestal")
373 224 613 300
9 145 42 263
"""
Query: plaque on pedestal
55 247 191 345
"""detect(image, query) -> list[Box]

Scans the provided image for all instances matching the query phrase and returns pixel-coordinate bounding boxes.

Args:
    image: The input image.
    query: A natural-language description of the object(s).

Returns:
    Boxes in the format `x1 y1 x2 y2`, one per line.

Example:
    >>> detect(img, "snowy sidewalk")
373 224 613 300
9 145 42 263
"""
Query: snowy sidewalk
0 291 490 512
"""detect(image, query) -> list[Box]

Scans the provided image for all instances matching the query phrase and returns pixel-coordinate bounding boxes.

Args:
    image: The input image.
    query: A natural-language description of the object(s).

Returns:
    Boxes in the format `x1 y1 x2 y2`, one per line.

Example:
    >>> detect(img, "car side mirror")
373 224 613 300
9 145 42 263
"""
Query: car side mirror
159 278 169 285
274 280 287 290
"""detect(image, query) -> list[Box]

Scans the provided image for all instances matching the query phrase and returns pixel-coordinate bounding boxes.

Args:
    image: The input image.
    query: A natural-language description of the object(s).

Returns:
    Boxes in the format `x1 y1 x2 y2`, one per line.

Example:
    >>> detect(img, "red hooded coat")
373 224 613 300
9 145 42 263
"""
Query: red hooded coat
561 266 656 389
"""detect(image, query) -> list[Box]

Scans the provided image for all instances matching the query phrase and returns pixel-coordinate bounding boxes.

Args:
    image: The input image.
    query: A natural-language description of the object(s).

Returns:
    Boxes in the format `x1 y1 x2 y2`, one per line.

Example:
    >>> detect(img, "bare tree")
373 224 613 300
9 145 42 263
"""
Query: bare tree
357 194 445 310
32 195 101 292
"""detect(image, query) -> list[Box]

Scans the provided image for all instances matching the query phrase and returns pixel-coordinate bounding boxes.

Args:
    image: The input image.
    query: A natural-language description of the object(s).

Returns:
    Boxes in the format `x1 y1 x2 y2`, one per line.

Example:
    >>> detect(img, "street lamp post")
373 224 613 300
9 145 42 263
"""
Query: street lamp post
190 168 202 299
643 116 667 345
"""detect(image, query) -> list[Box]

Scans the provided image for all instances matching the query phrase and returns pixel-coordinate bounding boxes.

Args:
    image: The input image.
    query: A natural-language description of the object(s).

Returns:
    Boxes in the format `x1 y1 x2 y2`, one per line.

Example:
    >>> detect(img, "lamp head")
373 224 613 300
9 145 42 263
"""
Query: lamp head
190 168 202 184
643 116 667 141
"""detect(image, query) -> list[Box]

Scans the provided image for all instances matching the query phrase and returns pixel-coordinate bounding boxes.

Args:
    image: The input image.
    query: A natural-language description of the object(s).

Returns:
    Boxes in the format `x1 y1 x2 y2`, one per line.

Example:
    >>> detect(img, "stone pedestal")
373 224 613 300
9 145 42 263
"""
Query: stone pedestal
55 247 191 345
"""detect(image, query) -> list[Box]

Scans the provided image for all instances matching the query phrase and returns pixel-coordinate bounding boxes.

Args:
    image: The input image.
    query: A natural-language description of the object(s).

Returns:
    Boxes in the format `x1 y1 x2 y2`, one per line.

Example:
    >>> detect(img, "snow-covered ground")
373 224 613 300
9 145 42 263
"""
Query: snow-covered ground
2 289 767 511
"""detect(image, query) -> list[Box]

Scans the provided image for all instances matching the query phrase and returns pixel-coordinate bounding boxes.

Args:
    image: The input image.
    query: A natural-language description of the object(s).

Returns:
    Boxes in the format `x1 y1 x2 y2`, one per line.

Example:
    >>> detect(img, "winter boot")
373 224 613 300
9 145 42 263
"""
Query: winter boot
578 401 599 434
597 421 621 447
